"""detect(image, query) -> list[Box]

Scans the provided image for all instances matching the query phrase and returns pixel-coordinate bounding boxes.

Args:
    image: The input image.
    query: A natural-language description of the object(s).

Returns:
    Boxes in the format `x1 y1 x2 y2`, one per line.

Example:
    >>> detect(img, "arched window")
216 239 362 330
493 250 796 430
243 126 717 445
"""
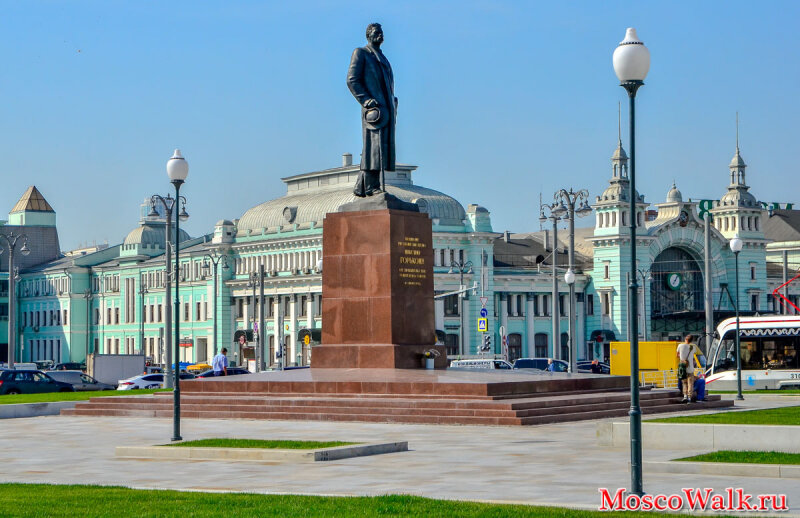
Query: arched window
754 216 759 231
534 333 548 357
507 333 522 361
560 332 569 361
622 212 627 226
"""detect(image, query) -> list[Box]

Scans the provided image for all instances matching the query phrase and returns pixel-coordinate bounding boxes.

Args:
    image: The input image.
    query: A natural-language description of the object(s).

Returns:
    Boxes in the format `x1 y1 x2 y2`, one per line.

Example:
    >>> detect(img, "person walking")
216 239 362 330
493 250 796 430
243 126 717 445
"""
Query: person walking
212 348 228 377
676 335 697 403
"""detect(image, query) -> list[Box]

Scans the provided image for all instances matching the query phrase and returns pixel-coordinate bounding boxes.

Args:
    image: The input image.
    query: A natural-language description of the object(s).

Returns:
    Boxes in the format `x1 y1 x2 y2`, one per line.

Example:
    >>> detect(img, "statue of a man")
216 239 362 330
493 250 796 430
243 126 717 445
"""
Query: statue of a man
347 23 397 197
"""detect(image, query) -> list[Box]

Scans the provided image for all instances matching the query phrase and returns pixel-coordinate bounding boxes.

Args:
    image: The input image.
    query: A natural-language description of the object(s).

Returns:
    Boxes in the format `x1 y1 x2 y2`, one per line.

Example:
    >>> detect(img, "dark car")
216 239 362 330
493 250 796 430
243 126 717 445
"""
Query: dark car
196 367 251 378
46 370 115 391
576 360 611 374
0 369 75 395
51 362 85 371
512 358 568 372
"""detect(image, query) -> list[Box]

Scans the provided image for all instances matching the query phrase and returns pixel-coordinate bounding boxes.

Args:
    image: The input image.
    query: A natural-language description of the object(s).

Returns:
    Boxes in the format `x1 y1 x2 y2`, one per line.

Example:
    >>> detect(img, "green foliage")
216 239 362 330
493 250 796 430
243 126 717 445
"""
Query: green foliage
163 439 357 449
651 405 800 425
0 389 169 405
677 450 800 465
0 484 656 518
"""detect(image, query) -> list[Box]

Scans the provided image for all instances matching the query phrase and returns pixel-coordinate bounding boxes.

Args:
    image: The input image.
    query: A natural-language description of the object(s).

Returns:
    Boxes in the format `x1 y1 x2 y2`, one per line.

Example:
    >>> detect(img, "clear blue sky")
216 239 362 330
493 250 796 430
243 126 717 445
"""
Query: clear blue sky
1 1 798 249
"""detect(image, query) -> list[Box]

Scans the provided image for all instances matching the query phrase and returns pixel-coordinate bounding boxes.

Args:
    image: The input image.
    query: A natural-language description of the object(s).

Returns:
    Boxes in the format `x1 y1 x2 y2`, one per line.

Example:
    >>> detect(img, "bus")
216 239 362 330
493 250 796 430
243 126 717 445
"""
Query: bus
705 316 800 391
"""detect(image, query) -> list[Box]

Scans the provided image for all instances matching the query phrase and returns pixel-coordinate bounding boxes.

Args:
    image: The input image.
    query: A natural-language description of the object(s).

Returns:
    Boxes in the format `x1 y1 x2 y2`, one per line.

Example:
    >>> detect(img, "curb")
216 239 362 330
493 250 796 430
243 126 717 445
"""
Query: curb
597 422 800 452
115 441 408 463
644 460 800 479
0 401 79 419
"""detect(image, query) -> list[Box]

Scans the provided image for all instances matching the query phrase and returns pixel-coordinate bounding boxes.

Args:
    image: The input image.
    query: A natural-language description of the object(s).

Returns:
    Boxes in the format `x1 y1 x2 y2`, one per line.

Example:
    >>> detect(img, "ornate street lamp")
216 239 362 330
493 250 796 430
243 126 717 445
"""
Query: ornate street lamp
166 149 189 442
613 26 650 496
202 251 229 360
555 189 591 373
0 232 30 369
448 253 473 356
729 235 745 401
540 204 563 362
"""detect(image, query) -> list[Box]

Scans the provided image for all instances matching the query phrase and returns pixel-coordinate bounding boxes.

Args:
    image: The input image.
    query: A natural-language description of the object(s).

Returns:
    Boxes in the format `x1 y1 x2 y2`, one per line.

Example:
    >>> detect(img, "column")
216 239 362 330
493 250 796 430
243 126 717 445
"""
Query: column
273 296 281 364
499 292 509 331
289 295 297 365
434 298 445 333
461 296 470 355
525 293 535 357
306 294 314 329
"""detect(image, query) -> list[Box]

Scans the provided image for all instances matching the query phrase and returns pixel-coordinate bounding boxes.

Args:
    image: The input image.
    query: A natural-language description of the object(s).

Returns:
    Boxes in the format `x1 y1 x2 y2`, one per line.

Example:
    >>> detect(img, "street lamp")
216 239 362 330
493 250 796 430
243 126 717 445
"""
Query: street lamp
202 251 229 361
166 149 189 442
555 189 592 373
448 252 473 356
0 231 30 369
247 267 266 371
540 203 563 362
729 235 744 401
613 26 650 496
150 191 188 390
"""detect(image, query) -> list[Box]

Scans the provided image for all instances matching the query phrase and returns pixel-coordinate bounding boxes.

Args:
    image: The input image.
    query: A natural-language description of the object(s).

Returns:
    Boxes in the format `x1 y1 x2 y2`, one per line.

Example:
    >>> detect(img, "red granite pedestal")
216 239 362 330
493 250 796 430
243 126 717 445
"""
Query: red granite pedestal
313 208 446 368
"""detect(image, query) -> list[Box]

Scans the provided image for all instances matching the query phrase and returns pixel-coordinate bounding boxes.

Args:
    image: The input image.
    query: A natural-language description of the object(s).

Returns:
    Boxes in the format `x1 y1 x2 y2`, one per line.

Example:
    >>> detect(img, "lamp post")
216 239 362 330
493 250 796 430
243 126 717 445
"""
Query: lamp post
554 189 592 372
247 268 266 371
202 251 229 360
613 26 650 496
540 203 564 362
635 268 651 342
729 235 744 401
166 149 189 442
83 289 92 362
150 191 188 389
0 232 30 369
139 275 148 358
448 253 473 356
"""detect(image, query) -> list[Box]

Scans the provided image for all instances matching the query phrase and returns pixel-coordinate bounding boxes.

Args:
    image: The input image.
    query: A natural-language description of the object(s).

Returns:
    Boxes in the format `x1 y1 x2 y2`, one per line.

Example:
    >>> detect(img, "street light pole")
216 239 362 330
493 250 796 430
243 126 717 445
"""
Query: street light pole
139 276 148 357
448 252 473 357
555 189 592 372
0 231 30 369
166 149 189 442
202 251 229 360
730 236 744 401
614 27 650 497
540 204 563 361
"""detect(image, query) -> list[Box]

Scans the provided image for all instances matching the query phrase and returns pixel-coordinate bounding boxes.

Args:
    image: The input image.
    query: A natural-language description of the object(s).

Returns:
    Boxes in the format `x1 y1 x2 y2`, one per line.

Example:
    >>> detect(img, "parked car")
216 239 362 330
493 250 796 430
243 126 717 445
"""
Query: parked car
51 362 85 371
195 367 251 378
117 372 195 390
448 359 513 370
512 358 569 372
34 360 54 370
46 370 116 391
0 369 75 395
576 360 611 374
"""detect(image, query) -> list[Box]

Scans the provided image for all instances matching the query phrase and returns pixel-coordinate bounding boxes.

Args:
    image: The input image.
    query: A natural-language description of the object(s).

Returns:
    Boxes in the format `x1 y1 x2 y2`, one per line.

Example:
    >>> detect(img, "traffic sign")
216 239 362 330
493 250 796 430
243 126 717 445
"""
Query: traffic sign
477 318 488 332
479 308 488 318
303 335 310 346
479 296 488 307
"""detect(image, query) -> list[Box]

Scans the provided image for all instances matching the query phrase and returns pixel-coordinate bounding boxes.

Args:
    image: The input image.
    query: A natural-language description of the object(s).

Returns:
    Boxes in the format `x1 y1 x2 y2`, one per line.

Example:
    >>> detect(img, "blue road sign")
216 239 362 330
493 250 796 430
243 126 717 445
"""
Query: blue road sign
477 318 488 332
480 308 488 318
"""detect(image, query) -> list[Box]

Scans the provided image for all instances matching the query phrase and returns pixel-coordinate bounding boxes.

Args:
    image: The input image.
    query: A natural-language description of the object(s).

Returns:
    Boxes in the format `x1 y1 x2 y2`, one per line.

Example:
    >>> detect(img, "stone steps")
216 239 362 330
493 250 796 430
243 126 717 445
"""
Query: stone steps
62 389 732 426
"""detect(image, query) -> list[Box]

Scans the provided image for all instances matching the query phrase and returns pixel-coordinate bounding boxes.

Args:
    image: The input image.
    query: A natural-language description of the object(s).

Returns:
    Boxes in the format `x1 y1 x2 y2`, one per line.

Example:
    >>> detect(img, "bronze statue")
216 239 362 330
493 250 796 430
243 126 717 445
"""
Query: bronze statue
347 23 397 197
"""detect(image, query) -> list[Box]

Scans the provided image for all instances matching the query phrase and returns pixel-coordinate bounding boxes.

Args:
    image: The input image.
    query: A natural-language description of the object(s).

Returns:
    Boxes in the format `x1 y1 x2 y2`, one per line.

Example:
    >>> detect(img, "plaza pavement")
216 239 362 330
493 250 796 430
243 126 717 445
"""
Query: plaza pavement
1 394 798 514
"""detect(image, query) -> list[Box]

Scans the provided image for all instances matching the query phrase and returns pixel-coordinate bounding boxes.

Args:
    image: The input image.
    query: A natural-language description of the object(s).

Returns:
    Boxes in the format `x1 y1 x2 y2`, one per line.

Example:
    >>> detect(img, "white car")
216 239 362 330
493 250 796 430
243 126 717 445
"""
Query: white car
116 372 195 390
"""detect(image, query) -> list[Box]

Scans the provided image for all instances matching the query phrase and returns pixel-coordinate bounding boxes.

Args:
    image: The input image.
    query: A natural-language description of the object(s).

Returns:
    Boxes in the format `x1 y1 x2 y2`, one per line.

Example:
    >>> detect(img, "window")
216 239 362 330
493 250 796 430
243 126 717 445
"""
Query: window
507 333 522 362
542 294 550 317
114 308 120 324
559 294 567 317
268 297 275 317
150 305 154 323
750 294 759 312
534 333 548 357
196 302 202 321
444 334 459 356
237 298 244 318
586 294 594 315
533 295 539 316
602 293 610 316
300 296 307 317
184 303 190 321
107 308 112 324
444 294 459 316
204 302 209 320
95 308 100 325
750 265 756 281
63 309 68 324
604 264 610 280
158 304 163 323
561 332 569 361
284 297 291 316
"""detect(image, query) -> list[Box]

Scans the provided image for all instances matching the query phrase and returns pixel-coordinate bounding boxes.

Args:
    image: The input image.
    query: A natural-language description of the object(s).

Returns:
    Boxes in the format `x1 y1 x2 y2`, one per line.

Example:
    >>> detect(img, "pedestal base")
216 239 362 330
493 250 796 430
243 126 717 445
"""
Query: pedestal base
312 344 447 369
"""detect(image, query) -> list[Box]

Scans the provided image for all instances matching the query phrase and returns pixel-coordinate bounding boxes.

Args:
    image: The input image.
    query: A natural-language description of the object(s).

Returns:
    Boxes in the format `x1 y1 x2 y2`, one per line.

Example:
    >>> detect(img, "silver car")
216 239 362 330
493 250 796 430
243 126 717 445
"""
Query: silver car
47 370 116 391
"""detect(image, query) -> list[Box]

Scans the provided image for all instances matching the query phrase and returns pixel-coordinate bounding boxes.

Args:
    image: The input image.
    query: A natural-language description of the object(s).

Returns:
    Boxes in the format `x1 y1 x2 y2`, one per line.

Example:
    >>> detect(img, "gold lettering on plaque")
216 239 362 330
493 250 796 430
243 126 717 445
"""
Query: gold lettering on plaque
397 236 428 287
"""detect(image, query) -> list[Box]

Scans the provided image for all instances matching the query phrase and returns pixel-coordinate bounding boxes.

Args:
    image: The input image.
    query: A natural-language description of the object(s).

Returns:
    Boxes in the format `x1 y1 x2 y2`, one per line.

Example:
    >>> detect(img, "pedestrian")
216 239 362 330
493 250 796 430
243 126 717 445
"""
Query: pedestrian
212 347 228 377
676 335 697 403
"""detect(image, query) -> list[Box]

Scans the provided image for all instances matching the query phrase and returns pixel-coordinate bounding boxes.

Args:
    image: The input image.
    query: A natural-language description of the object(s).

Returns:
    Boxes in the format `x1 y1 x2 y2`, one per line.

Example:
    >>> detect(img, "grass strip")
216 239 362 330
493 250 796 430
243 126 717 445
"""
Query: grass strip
0 483 653 518
163 439 357 449
0 388 169 405
650 405 800 425
677 450 800 465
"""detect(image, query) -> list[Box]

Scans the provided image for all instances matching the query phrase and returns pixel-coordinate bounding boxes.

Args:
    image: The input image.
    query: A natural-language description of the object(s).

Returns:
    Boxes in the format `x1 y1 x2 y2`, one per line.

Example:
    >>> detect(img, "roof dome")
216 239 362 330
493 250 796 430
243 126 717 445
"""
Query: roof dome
598 181 642 205
238 184 467 232
719 187 758 208
123 222 190 248
729 148 746 168
666 182 682 203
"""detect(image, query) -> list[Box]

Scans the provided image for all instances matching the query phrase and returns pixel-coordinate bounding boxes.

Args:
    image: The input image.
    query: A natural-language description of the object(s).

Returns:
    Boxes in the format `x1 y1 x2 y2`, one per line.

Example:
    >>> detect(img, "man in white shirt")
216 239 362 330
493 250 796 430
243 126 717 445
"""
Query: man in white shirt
676 335 697 403
212 348 228 377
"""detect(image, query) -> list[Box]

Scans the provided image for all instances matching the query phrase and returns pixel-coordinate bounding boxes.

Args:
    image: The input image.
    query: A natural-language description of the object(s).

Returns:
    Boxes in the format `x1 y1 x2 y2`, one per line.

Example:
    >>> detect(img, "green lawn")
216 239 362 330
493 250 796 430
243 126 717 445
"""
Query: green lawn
650 405 800 425
0 388 169 405
164 439 357 449
677 450 800 465
0 484 654 518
